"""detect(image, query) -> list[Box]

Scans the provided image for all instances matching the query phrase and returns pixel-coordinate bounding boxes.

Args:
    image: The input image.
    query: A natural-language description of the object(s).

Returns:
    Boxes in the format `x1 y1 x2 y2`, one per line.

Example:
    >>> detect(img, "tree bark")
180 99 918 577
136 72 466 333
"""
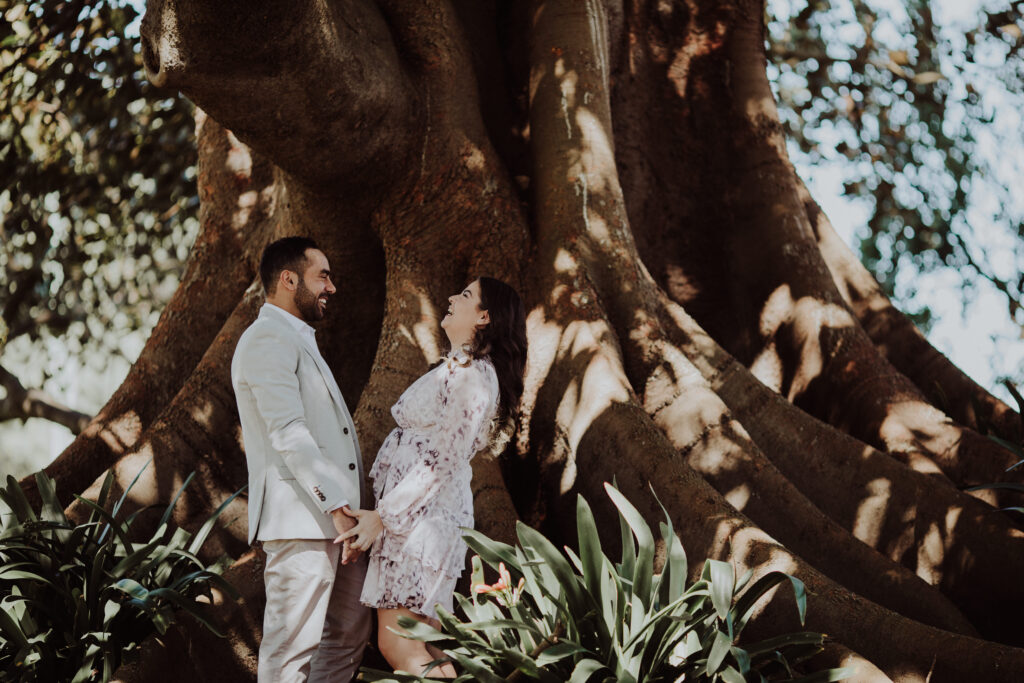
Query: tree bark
31 0 1024 680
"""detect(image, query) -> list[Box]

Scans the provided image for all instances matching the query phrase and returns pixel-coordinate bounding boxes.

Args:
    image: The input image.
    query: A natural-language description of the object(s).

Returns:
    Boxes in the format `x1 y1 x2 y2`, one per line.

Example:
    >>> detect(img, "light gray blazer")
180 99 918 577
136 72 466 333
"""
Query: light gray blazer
231 306 363 544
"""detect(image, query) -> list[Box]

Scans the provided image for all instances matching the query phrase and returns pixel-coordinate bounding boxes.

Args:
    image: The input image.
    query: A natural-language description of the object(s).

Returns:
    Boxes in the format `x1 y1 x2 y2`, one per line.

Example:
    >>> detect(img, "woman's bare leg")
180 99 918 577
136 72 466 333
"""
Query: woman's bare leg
377 607 456 678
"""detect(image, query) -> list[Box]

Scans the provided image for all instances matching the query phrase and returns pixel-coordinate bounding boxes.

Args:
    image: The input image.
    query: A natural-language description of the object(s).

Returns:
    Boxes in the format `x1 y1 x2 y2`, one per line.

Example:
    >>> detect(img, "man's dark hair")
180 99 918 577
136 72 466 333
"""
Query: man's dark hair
259 236 319 295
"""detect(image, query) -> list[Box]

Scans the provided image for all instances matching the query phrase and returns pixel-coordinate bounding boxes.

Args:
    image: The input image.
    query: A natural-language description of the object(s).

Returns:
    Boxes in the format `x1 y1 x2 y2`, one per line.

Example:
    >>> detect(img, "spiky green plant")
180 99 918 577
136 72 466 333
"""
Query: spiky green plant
360 484 851 682
0 467 243 682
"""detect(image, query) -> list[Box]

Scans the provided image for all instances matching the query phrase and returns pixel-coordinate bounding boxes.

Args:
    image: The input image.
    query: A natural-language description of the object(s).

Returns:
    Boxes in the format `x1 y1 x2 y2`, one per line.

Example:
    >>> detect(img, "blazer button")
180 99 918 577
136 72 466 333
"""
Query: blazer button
348 463 356 470
343 427 349 435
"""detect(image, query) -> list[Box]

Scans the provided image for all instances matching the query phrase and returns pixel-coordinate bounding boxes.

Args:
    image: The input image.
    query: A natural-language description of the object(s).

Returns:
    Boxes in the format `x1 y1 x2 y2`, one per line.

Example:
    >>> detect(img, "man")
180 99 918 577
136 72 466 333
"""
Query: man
231 236 370 683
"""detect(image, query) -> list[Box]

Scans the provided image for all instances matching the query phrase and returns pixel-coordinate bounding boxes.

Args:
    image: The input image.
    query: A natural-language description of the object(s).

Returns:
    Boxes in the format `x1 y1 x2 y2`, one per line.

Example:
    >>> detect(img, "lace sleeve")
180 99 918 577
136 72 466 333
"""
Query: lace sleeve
376 362 495 534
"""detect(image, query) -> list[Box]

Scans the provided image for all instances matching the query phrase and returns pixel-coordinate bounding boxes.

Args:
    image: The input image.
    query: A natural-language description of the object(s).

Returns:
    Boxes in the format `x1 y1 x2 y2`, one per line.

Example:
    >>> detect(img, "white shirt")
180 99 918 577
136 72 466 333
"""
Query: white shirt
261 302 349 513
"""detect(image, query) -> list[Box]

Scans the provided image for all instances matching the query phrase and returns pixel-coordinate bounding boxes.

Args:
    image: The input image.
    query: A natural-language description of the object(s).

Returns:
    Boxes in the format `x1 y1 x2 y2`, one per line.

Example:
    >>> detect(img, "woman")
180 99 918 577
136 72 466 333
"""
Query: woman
338 277 527 677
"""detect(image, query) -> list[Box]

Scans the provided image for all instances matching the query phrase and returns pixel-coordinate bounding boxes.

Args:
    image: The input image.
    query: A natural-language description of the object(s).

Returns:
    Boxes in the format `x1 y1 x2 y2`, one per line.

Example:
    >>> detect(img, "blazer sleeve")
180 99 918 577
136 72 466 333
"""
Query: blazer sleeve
375 362 494 534
239 328 348 513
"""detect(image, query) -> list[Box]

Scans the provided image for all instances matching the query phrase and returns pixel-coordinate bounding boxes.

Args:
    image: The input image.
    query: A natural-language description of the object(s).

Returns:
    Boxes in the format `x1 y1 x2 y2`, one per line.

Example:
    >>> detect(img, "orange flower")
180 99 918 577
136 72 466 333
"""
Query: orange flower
474 562 511 593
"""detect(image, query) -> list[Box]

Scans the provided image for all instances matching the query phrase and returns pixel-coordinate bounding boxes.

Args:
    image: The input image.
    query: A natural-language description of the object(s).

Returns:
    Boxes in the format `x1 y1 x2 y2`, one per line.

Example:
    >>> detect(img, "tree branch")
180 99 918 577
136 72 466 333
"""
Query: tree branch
0 364 92 435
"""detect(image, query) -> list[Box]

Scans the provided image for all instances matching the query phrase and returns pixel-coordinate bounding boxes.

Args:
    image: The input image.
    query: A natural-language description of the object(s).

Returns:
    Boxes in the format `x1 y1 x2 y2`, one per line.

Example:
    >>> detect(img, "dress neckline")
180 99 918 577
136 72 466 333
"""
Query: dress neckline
443 346 474 369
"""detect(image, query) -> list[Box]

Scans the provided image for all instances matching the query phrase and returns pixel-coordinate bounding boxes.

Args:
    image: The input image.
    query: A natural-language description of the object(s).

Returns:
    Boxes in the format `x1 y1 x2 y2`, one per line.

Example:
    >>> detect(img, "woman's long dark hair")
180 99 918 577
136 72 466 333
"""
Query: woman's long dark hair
470 277 527 423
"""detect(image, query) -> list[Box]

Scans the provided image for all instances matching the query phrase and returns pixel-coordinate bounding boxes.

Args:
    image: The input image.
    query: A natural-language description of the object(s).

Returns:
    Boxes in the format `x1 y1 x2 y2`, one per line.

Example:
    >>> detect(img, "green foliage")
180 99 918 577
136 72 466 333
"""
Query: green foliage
0 467 242 683
0 0 197 370
767 0 1024 331
361 485 851 682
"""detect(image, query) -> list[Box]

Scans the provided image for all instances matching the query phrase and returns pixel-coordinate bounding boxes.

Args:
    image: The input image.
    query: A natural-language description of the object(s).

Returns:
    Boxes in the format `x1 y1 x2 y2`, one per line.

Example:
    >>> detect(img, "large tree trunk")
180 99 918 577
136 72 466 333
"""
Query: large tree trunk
29 0 1024 681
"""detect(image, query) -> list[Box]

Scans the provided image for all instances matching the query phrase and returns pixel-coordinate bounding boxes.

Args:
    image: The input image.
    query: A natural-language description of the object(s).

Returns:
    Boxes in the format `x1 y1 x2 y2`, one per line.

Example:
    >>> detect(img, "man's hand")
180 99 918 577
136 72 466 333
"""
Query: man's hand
330 506 362 564
330 506 357 536
334 507 383 564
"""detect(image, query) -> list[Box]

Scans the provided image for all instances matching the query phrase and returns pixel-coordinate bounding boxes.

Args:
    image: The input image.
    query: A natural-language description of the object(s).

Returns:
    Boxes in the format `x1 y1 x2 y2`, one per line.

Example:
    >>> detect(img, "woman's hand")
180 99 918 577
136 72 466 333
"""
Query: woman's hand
333 507 384 561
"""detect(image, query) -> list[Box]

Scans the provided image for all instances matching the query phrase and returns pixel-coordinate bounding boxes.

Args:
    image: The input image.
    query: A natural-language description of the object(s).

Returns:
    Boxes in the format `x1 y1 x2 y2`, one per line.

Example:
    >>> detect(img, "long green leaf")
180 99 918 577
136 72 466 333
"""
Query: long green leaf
731 572 807 632
703 560 734 620
576 495 605 607
741 631 825 658
517 523 597 625
144 587 227 637
463 528 520 571
447 651 509 682
535 641 590 667
0 603 31 649
1 475 38 524
705 629 732 675
158 472 196 528
567 657 610 683
34 472 67 525
187 484 248 555
605 484 654 610
73 495 134 557
110 538 164 579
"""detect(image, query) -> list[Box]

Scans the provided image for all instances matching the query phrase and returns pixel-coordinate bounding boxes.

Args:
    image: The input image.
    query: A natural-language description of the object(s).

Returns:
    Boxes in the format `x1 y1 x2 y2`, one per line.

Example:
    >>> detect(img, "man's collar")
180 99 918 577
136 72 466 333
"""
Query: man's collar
261 302 316 338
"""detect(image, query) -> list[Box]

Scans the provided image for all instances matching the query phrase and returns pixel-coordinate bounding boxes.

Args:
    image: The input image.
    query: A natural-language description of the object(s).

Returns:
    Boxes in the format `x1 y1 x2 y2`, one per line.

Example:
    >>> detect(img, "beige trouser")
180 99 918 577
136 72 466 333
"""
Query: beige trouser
259 539 371 683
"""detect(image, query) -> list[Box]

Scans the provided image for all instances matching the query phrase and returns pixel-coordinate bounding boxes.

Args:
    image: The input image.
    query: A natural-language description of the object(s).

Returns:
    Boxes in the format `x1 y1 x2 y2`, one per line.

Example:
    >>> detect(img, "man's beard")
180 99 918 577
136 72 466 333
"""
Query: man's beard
295 279 325 322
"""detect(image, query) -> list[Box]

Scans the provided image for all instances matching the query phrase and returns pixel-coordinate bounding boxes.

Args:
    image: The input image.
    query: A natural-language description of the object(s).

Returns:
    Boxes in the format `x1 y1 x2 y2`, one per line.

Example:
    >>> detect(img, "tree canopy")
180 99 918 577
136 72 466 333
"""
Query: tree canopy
3 0 1022 443
1 0 195 433
769 0 1024 334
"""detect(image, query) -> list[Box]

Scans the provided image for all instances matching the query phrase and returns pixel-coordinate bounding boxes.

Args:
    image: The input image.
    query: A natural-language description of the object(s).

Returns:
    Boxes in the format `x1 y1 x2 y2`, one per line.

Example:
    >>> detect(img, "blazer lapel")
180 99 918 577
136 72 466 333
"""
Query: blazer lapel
259 309 347 410
300 342 345 408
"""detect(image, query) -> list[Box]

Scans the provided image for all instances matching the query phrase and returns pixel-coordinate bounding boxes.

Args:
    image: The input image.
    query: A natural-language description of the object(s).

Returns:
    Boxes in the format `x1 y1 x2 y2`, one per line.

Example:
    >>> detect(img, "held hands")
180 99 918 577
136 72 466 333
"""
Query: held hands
330 506 361 564
333 507 383 562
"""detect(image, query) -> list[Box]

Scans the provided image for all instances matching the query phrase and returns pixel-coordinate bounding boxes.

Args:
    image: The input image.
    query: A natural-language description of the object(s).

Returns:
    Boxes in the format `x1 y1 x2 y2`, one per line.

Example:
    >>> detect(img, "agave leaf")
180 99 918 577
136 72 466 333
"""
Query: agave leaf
517 523 598 629
85 471 116 546
702 560 734 620
576 495 605 605
393 614 458 644
158 472 197 528
0 603 31 648
567 656 611 683
447 651 509 682
741 631 825 658
719 664 747 683
535 640 590 667
170 569 240 603
463 528 519 570
656 521 687 607
470 554 485 598
109 460 150 521
488 644 551 680
435 606 494 651
458 618 546 637
187 484 248 556
34 472 67 525
109 577 149 602
72 644 102 683
605 484 654 610
515 541 566 630
143 587 227 637
151 605 174 635
73 495 134 557
110 537 164 579
1 474 38 524
730 571 799 632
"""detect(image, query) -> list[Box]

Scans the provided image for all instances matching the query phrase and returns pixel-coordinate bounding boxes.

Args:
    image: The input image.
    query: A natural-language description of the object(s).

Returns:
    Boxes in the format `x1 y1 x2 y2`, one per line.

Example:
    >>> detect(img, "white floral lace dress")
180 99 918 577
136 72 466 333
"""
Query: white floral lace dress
360 350 499 618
